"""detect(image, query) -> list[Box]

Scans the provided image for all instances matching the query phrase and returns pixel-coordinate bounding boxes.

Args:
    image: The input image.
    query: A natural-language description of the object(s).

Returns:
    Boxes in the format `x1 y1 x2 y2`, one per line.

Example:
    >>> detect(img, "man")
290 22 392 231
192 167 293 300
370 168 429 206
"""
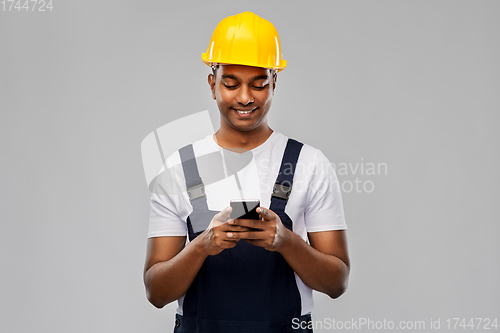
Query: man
144 11 349 333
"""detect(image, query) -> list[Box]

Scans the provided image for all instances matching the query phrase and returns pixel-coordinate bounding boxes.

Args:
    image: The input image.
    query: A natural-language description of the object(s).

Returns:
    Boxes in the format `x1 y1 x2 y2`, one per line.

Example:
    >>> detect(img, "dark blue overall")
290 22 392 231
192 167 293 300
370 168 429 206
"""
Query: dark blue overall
175 139 313 333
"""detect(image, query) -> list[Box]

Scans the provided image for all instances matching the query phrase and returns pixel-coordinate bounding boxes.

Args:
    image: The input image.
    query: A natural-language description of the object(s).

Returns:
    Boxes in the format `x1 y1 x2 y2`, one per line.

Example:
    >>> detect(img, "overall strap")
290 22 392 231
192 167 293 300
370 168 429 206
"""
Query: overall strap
270 138 303 213
179 144 213 235
179 144 205 201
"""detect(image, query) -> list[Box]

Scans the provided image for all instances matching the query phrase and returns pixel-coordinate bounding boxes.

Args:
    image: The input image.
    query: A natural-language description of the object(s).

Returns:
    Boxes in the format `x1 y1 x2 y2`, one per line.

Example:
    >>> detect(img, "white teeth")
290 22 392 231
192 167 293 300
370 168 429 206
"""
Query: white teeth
236 110 253 114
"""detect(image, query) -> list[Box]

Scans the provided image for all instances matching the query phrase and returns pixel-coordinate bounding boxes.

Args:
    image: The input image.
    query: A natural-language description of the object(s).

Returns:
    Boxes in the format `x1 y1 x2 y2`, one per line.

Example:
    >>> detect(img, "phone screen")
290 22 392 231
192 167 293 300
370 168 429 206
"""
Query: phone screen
230 199 260 220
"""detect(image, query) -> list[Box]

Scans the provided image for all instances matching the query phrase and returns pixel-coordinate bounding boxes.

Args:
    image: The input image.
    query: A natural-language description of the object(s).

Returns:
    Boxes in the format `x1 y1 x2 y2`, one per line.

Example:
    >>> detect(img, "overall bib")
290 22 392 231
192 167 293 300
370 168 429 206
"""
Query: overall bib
174 139 313 333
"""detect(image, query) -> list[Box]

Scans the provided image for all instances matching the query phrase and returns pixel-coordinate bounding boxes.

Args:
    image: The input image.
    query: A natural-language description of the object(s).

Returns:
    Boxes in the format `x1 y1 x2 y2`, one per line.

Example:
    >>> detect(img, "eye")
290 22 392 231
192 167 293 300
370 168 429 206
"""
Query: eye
252 84 268 90
224 84 238 89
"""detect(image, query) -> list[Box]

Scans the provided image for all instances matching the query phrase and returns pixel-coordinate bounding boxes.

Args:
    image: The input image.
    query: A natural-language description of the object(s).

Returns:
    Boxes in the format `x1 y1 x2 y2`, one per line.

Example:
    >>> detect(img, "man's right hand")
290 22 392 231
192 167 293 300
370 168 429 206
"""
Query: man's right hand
144 206 254 308
196 206 252 256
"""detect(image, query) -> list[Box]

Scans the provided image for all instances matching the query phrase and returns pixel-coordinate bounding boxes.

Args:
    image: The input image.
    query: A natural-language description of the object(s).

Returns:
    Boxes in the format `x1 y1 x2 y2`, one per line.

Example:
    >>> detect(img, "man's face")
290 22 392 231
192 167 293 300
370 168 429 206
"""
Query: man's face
208 64 276 132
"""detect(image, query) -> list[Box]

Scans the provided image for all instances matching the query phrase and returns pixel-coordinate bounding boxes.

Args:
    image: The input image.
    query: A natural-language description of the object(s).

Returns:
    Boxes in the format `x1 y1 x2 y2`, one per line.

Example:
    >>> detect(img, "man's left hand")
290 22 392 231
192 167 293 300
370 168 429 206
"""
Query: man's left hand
227 207 290 252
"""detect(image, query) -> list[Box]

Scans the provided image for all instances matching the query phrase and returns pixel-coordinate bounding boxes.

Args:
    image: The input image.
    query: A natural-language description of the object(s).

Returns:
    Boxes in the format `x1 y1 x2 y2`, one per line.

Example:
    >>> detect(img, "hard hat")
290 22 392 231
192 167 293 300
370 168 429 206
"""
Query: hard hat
202 11 287 72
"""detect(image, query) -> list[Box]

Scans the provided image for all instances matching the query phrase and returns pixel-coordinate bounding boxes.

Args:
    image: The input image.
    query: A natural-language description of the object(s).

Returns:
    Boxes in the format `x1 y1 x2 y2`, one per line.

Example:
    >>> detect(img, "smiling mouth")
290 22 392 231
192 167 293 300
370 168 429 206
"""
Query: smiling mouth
232 107 257 116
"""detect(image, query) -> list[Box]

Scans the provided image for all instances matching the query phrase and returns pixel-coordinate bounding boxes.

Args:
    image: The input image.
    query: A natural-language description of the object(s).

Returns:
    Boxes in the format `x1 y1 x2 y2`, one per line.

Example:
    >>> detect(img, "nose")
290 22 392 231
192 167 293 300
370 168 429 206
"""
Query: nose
235 85 254 105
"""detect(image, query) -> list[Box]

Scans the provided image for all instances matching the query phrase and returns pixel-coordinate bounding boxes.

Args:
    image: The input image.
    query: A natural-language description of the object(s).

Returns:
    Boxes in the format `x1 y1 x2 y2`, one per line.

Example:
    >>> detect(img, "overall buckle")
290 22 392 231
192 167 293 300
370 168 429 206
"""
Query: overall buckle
187 183 205 201
272 182 292 200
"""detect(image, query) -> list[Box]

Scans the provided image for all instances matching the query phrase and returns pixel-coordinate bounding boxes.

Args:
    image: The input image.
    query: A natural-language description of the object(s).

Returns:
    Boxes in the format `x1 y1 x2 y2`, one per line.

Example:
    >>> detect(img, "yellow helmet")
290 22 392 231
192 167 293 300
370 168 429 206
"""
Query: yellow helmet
202 11 287 72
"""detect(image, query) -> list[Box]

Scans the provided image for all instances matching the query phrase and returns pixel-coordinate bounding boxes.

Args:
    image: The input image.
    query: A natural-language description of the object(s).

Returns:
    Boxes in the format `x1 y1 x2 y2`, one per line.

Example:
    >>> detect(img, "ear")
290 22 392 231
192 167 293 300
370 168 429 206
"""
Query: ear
208 73 216 100
272 72 277 91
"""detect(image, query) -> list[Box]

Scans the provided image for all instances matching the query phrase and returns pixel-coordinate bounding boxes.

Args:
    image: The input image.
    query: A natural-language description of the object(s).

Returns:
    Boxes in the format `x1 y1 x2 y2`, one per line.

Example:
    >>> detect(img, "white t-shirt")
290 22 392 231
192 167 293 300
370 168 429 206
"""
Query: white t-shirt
148 130 347 316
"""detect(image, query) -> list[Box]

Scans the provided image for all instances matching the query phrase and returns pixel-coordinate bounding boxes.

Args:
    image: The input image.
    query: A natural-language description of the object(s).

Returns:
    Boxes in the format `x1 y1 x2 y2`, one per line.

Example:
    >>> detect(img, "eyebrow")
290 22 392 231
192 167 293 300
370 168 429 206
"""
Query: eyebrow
221 74 269 82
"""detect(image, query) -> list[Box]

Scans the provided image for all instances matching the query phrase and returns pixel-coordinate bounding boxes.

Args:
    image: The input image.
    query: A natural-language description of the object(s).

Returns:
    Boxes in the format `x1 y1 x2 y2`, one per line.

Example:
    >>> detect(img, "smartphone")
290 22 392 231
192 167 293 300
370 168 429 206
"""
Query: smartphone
230 199 260 220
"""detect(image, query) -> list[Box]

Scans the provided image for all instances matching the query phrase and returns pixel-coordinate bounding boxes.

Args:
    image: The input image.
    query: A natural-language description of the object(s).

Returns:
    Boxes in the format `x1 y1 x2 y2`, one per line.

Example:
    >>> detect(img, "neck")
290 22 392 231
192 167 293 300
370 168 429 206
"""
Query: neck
214 126 274 151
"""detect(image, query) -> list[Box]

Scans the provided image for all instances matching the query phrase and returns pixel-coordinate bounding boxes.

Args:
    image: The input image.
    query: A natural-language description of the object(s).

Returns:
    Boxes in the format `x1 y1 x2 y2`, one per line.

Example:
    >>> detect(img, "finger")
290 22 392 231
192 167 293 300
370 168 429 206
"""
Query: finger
214 206 232 223
243 239 269 249
231 218 263 229
223 240 239 249
216 239 238 251
257 207 275 221
226 230 266 240
222 238 238 243
220 225 256 232
212 231 239 244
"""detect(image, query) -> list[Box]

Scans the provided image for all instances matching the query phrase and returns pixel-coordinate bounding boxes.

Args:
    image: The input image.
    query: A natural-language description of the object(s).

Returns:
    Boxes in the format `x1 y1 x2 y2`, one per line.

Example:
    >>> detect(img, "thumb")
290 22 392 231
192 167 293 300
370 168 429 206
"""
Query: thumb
214 206 232 223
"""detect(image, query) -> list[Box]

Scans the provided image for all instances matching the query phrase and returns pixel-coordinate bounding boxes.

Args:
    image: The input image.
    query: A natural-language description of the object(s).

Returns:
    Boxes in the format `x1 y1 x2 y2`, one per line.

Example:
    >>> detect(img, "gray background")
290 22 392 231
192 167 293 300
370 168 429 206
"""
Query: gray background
1 0 499 332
